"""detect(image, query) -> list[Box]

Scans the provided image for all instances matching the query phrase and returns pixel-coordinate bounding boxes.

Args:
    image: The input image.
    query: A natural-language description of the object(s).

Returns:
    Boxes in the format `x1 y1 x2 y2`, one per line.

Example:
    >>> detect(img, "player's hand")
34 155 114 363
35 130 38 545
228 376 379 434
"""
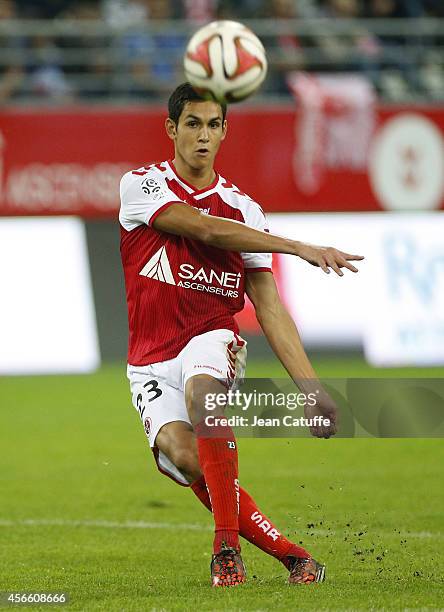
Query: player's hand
294 242 364 276
303 387 338 439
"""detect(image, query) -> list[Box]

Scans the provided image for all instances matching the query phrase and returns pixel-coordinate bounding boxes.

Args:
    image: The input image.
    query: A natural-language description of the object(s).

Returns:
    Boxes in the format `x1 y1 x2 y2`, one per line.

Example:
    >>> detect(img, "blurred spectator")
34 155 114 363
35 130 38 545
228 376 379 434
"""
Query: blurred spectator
183 0 218 23
311 0 423 97
364 0 425 18
104 0 183 24
424 0 444 17
215 0 267 19
105 0 152 27
261 0 307 95
26 34 74 100
363 0 422 94
314 0 381 73
111 0 186 100
0 66 23 104
57 1 112 99
15 0 73 18
0 0 25 104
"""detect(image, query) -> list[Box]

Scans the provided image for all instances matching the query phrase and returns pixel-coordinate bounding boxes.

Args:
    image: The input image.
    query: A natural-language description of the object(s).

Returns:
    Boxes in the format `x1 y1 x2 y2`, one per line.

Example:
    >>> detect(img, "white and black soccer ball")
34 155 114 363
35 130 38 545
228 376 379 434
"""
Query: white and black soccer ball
184 20 267 104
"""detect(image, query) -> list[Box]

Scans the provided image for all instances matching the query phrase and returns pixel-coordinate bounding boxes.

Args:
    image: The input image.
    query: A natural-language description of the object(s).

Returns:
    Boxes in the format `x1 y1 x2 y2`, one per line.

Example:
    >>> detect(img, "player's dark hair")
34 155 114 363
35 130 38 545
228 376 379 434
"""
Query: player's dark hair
168 82 227 125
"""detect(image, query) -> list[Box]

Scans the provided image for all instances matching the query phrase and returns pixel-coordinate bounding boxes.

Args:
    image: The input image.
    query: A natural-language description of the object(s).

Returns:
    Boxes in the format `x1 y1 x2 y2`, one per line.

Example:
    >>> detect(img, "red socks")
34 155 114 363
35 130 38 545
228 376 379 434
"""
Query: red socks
196 424 240 553
194 422 309 563
191 474 310 566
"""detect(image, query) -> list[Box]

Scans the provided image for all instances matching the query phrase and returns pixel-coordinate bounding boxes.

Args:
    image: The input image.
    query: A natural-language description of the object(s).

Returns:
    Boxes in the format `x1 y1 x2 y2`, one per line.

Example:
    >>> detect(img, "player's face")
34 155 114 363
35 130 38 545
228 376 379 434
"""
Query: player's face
166 101 227 170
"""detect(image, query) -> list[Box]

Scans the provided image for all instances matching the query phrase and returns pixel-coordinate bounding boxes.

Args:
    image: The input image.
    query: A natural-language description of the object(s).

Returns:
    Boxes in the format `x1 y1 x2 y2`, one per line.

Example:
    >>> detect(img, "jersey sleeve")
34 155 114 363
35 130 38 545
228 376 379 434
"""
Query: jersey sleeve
119 168 185 231
242 204 273 272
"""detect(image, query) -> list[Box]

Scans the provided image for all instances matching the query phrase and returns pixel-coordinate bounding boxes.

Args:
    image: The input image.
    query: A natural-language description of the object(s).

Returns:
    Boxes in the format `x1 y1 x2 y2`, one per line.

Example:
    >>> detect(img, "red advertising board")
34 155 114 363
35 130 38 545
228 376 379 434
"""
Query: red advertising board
0 105 443 216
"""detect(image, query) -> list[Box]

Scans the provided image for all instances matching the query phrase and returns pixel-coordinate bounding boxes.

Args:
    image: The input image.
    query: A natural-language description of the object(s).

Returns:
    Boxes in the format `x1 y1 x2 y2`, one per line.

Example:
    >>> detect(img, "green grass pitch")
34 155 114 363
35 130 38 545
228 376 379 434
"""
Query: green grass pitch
0 357 443 611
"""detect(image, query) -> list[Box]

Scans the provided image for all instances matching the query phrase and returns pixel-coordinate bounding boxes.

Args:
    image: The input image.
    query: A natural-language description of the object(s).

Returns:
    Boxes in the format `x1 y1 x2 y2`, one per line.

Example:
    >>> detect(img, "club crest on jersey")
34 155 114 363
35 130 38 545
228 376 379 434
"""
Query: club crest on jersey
141 177 168 201
143 417 152 437
139 246 241 298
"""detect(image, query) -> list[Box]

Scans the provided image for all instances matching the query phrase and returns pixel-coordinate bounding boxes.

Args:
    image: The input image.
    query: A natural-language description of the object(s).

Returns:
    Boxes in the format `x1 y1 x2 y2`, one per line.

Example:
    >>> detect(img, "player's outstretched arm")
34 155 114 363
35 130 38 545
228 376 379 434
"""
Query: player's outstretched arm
245 270 338 439
153 204 364 275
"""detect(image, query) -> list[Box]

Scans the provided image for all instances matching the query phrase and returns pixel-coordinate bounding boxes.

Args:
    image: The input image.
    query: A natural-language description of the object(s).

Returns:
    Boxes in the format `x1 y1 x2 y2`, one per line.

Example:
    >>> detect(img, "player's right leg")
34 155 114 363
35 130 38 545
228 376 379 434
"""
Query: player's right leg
185 373 241 551
184 373 247 587
179 330 251 586
127 359 196 487
154 420 201 484
127 357 246 587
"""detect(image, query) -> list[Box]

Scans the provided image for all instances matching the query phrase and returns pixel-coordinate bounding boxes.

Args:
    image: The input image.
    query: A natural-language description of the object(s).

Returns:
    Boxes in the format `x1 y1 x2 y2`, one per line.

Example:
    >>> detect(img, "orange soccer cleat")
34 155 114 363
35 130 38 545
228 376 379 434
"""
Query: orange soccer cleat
287 556 326 584
210 544 247 587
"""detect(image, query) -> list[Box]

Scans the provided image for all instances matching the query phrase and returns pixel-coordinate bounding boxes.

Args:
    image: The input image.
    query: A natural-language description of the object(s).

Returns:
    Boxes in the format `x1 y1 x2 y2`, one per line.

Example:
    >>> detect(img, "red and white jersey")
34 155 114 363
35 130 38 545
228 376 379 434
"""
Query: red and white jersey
119 159 272 366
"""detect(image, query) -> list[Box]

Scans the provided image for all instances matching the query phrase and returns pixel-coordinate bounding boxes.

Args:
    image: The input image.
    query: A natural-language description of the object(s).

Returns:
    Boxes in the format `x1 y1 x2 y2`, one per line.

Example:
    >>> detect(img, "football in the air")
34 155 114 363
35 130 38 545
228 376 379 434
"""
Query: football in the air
184 20 267 104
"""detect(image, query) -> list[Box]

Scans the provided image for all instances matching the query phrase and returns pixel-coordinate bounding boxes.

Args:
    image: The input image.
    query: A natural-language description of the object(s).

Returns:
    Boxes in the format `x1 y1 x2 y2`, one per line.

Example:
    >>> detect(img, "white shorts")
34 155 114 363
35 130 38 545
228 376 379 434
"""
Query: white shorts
127 329 247 486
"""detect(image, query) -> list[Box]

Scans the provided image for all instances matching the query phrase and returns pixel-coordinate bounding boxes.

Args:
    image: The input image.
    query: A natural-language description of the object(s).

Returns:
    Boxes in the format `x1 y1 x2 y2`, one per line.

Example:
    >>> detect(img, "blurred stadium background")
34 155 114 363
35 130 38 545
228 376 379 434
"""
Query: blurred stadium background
1 0 444 373
1 3 444 609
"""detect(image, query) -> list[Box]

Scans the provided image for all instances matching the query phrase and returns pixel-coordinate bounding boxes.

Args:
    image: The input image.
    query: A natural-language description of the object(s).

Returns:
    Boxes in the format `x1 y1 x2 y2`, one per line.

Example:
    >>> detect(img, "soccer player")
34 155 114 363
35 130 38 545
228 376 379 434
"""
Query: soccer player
119 82 364 587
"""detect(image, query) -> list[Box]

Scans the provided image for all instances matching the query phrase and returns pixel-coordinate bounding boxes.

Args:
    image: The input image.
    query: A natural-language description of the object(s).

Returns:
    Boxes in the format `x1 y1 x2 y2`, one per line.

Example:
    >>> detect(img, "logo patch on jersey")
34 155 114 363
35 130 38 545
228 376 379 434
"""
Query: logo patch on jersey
139 246 176 285
141 177 168 201
139 247 241 297
143 417 152 437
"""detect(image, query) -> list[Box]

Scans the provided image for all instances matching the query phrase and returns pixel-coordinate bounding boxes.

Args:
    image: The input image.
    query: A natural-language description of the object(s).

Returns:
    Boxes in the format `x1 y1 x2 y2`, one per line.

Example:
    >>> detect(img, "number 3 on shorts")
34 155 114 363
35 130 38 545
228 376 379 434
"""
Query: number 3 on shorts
133 379 163 420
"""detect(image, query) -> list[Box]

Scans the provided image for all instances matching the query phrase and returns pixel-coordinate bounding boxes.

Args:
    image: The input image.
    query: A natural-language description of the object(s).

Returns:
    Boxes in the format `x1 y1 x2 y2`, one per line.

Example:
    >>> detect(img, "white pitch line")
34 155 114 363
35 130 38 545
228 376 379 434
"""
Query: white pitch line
0 519 442 539
0 518 212 531
305 528 443 539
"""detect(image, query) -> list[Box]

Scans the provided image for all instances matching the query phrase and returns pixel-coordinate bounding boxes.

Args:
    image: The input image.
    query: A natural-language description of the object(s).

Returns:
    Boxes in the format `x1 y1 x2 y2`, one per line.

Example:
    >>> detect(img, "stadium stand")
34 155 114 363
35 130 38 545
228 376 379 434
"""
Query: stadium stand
0 0 443 103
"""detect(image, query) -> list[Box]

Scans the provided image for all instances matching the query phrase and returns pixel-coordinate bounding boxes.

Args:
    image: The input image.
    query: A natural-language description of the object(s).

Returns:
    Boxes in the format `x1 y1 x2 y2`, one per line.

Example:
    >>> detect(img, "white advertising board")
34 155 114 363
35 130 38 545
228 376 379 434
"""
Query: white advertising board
0 217 100 374
269 213 444 366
